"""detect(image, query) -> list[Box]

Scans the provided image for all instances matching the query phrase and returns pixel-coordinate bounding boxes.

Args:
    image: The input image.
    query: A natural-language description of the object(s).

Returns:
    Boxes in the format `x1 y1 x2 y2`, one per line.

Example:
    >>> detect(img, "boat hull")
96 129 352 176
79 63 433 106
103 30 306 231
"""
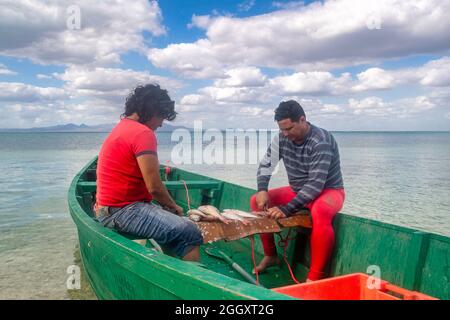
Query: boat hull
69 157 449 299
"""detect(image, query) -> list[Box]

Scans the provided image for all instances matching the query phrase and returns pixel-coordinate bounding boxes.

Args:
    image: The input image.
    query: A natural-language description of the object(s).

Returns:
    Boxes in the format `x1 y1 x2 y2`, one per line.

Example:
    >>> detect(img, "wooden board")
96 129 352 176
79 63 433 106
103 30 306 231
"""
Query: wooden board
195 212 312 243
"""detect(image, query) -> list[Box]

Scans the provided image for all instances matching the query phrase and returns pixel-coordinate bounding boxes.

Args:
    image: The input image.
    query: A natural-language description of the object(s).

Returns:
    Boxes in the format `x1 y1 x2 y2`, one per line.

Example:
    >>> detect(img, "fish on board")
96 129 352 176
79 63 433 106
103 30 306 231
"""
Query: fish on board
188 214 201 222
187 208 221 222
251 210 269 217
198 205 230 224
187 209 207 218
220 211 250 225
223 209 262 219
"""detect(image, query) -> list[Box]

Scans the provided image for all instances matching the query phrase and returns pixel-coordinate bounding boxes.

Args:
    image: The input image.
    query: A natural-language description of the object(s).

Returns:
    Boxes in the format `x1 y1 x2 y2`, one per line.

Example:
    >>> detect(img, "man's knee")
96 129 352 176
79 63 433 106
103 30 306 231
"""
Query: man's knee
310 203 338 226
173 218 203 242
169 219 203 258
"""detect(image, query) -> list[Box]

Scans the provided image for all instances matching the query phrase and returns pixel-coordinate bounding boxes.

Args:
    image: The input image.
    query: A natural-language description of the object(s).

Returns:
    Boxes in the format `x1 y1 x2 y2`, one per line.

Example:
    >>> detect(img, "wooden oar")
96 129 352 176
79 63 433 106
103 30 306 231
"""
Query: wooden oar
204 246 264 287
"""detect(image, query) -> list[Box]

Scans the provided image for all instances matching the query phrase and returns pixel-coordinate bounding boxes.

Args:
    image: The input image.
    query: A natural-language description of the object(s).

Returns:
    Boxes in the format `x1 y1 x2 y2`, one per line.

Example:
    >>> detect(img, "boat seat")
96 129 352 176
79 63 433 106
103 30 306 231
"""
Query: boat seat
77 180 221 193
163 180 221 191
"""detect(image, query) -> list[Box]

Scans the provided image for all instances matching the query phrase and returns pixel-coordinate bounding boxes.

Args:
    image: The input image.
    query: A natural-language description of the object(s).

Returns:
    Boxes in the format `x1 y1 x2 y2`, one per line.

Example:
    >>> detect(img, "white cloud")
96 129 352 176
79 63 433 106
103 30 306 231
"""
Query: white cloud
269 71 352 96
0 63 17 75
403 96 437 113
0 0 165 66
172 89 450 130
0 66 184 128
198 86 270 104
1 1 449 130
320 103 345 114
348 97 392 116
57 66 184 103
214 67 267 87
419 57 450 87
353 68 396 91
36 74 53 80
267 57 450 96
272 1 305 10
352 57 450 91
188 15 213 30
238 0 256 12
173 54 450 128
180 94 209 106
148 39 223 79
348 95 438 117
429 87 450 101
0 82 68 102
148 0 450 78
0 100 121 128
240 106 263 116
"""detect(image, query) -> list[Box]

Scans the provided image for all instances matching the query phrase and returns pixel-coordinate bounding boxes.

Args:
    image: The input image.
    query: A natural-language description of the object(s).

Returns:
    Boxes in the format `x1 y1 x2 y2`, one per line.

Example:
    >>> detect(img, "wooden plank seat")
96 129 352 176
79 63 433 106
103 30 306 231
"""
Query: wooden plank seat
162 180 221 191
77 180 221 193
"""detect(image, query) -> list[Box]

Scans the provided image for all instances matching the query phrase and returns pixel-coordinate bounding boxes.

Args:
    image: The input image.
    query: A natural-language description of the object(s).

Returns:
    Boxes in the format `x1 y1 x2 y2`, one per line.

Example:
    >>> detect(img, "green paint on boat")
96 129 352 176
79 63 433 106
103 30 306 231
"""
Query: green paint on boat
68 157 449 300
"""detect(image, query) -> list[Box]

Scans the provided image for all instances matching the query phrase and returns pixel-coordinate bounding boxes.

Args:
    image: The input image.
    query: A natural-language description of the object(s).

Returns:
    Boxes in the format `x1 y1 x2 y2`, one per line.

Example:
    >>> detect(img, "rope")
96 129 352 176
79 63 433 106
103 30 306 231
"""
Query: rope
180 179 191 210
276 229 301 284
164 164 171 181
250 235 259 285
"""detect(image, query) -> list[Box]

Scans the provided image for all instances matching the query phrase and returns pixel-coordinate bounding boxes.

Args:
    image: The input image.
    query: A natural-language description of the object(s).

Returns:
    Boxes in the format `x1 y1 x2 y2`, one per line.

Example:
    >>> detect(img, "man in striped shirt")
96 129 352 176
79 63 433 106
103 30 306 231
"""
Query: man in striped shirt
250 100 345 281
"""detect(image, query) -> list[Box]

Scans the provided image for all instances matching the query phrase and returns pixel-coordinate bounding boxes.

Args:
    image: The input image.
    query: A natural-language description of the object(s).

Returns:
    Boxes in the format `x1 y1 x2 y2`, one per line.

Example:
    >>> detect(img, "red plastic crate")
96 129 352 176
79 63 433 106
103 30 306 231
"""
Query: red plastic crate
272 273 438 300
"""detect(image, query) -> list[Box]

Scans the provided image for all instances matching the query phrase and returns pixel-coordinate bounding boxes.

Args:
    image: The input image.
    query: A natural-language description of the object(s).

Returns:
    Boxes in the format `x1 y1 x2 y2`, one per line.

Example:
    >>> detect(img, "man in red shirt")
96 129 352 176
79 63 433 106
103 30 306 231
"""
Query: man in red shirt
95 84 202 261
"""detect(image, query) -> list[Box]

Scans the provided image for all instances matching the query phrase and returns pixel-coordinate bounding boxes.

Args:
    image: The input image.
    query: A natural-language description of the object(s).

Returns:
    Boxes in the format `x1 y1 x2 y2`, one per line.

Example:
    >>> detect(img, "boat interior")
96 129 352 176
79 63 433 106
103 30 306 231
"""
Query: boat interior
73 160 448 299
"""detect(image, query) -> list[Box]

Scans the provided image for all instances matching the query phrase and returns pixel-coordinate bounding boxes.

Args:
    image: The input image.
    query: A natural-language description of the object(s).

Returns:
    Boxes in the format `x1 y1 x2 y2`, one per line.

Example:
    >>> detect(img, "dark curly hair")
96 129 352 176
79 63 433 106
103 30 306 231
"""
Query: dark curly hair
122 84 177 123
274 100 305 122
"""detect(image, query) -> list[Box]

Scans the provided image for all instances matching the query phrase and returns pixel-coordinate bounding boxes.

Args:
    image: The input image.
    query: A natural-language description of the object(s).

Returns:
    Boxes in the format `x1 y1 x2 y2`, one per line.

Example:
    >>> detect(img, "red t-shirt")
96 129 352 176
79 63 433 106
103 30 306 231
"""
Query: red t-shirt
96 118 157 207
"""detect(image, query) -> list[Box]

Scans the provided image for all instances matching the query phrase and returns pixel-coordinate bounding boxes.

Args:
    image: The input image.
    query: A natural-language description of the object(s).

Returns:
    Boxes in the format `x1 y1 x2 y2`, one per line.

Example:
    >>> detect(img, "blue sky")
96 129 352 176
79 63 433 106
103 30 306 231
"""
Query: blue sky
0 0 449 130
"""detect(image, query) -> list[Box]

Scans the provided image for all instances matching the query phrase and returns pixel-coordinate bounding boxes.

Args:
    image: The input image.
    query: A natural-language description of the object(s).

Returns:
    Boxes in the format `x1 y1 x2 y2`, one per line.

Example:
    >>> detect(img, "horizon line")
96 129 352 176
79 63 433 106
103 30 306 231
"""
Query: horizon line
0 129 449 133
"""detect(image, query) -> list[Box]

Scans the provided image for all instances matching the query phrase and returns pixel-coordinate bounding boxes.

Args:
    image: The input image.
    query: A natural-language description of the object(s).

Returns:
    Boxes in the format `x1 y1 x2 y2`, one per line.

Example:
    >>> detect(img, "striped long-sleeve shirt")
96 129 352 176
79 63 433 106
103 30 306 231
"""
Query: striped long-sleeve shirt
257 123 344 216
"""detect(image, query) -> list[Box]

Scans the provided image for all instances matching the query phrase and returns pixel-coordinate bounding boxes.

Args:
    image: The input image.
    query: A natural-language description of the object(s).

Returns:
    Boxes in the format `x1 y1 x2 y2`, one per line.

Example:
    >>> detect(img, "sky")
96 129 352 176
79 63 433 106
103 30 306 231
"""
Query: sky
0 0 450 131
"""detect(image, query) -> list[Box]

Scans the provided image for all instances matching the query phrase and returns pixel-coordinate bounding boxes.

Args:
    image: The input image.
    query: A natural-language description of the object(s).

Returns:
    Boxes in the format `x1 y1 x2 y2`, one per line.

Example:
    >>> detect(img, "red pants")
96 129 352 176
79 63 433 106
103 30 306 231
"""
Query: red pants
250 186 345 281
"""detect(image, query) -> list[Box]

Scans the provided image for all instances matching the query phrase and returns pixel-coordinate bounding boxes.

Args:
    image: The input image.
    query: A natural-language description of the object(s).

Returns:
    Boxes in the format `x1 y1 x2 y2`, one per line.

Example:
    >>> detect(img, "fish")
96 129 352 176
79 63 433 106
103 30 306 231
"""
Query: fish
198 205 220 216
187 209 221 222
198 205 230 224
251 211 269 217
220 211 250 225
188 214 201 222
187 209 207 218
223 209 262 219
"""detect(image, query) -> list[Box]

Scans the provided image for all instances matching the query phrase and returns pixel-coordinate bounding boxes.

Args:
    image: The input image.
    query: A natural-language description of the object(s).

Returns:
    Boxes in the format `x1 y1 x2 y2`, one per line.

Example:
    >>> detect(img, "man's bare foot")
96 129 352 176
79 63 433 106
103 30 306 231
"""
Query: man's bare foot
252 255 281 274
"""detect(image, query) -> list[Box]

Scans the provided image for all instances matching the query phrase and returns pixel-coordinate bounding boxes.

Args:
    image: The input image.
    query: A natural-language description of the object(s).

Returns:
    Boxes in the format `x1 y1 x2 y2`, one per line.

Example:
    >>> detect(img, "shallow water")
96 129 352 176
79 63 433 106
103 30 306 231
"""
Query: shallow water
0 131 449 299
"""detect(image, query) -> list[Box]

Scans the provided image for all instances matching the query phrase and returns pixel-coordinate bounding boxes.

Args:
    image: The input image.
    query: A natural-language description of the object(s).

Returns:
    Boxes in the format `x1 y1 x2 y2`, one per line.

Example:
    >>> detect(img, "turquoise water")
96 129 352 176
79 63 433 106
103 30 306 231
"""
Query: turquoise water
0 131 449 299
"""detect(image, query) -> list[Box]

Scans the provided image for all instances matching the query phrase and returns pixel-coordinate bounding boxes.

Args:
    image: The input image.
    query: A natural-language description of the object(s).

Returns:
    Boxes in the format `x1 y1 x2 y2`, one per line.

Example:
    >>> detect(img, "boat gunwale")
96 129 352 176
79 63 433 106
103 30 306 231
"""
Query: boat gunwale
335 212 449 243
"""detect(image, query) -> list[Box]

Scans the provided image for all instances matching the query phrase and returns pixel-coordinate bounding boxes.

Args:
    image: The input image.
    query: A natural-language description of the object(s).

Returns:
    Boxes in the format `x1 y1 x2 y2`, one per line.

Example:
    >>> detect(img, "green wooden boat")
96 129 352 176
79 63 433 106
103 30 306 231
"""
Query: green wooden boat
68 156 449 299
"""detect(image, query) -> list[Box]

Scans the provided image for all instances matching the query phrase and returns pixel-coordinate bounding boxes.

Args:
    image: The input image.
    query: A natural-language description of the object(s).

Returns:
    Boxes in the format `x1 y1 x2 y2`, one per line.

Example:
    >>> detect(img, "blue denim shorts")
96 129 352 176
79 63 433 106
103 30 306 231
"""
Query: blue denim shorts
97 202 203 257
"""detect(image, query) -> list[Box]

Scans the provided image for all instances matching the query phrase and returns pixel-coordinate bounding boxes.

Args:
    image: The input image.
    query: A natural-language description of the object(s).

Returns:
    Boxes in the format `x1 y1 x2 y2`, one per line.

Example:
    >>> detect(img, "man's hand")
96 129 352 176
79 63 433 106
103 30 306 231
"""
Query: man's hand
163 204 184 216
255 191 269 210
266 206 286 220
173 205 184 216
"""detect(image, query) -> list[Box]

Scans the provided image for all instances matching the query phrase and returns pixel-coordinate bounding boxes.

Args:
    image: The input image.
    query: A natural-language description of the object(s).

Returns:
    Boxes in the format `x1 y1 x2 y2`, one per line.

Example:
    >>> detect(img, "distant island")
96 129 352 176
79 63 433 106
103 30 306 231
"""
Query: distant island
0 122 189 133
